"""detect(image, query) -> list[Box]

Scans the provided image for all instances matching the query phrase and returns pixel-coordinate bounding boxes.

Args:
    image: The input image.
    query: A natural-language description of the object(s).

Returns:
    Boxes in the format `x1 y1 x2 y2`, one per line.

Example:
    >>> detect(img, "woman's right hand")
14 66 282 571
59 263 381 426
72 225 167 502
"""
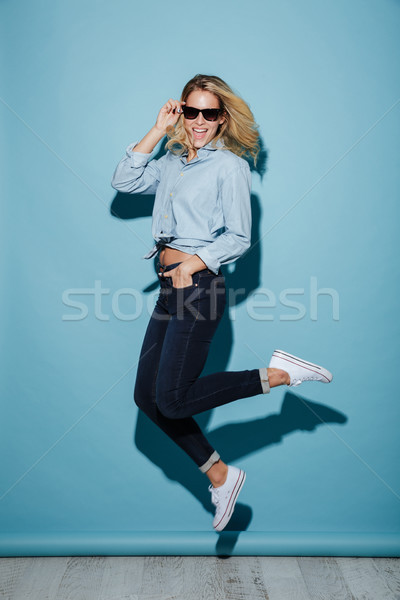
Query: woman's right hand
155 99 186 134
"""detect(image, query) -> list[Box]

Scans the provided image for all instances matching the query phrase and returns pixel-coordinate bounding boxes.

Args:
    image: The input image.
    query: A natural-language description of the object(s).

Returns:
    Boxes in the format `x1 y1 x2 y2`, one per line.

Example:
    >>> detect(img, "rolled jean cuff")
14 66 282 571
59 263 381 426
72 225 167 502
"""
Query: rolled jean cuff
259 367 270 394
199 450 220 473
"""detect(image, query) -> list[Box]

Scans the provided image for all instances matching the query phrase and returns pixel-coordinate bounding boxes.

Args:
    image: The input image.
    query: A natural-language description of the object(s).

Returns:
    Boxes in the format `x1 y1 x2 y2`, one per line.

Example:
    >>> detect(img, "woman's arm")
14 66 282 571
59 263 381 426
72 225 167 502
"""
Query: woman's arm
111 141 163 194
194 164 252 274
132 125 165 154
111 98 185 194
165 164 251 286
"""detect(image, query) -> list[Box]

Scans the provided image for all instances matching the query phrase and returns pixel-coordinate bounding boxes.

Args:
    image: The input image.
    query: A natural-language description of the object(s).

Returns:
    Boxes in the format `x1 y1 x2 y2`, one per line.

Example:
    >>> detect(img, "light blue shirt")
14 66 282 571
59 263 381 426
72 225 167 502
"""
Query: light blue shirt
111 138 252 275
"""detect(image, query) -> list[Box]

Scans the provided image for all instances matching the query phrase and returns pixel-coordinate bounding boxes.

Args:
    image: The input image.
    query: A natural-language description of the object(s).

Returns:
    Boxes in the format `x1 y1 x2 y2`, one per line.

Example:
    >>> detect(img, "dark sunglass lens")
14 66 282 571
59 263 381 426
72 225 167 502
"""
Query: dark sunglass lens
202 109 220 121
182 106 199 119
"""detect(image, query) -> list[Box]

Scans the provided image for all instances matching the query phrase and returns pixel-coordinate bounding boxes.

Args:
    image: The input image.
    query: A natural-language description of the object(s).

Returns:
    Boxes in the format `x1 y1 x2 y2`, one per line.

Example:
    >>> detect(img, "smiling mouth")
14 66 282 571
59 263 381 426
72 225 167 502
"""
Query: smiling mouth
192 128 208 139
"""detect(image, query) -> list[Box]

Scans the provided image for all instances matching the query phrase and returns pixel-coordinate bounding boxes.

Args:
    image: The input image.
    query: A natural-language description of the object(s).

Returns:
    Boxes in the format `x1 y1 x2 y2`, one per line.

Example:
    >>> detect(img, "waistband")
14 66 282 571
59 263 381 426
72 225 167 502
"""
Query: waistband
157 260 222 276
158 261 183 273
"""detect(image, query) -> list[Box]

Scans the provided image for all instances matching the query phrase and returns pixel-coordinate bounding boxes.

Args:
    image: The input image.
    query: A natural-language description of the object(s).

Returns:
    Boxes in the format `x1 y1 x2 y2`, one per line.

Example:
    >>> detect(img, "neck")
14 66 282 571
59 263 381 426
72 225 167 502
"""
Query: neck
187 149 197 162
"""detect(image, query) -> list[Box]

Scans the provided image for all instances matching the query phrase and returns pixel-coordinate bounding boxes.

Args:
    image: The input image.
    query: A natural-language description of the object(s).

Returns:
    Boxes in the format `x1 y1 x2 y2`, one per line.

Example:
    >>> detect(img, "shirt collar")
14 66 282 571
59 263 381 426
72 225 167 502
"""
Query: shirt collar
181 137 225 159
200 137 225 152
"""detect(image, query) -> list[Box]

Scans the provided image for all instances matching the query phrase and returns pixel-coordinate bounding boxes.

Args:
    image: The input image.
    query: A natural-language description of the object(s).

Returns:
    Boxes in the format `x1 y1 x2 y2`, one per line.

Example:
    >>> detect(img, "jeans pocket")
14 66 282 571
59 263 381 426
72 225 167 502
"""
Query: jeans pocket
171 272 200 290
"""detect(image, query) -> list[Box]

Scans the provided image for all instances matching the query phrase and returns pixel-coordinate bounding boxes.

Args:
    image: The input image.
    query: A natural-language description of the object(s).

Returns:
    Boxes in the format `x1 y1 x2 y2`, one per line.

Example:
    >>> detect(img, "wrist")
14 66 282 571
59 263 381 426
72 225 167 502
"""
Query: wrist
177 262 194 277
179 255 207 276
152 124 167 137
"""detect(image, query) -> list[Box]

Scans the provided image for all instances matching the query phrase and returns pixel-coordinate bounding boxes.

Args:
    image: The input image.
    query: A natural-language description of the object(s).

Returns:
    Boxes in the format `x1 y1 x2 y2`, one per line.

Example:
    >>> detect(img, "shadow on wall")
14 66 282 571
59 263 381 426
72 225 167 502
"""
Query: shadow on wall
134 391 347 556
110 136 347 555
110 134 266 475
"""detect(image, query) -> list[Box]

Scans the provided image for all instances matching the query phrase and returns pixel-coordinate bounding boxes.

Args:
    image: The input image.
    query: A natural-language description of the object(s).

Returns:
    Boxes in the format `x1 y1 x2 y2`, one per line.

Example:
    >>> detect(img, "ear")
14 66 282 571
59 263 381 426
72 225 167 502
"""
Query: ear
219 112 227 126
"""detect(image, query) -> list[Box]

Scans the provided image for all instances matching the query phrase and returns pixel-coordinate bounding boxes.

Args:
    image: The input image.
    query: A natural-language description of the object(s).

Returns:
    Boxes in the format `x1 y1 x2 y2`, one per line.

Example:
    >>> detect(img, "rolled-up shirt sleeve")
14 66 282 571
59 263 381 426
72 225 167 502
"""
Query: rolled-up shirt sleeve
195 164 252 275
111 141 162 194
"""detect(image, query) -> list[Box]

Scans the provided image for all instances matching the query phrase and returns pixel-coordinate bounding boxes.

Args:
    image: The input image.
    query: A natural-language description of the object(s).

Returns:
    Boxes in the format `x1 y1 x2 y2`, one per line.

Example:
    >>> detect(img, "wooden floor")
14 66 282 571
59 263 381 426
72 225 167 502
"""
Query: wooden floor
1 556 399 599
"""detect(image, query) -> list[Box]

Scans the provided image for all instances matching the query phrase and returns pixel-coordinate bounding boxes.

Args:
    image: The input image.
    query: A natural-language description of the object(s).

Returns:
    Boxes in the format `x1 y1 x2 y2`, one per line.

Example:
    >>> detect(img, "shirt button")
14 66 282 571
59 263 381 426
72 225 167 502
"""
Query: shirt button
170 192 173 197
164 214 168 218
180 173 183 176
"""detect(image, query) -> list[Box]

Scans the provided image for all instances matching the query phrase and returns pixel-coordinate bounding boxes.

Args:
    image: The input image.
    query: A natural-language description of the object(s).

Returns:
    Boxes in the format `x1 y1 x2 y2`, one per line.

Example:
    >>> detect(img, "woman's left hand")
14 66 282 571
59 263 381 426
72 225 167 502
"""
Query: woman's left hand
161 265 193 288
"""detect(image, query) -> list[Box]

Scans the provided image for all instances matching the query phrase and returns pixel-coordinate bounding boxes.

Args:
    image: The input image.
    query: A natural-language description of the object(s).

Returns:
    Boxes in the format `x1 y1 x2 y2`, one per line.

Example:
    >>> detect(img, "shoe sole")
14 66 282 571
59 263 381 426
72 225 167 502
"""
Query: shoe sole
272 349 333 383
213 469 246 532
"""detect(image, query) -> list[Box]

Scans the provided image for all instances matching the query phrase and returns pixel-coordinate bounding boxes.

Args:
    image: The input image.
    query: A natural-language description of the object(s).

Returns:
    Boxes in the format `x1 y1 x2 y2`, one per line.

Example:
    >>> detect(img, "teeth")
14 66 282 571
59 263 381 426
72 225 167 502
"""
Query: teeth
194 129 207 132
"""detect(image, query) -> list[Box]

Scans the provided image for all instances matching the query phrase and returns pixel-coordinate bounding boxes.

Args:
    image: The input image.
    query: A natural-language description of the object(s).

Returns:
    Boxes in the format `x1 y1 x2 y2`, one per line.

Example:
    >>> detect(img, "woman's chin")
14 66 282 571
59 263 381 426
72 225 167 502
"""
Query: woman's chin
192 138 209 148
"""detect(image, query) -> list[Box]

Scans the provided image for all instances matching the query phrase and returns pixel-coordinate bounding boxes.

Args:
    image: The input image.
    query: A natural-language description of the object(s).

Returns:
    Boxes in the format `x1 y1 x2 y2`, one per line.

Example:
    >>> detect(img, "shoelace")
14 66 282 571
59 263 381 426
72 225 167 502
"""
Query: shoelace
209 484 220 507
291 375 322 386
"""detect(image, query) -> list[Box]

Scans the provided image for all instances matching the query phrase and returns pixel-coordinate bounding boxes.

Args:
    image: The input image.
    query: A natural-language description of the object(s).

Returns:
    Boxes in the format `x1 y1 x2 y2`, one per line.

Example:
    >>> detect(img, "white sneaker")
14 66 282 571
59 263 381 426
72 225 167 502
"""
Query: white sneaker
209 466 246 532
268 349 333 387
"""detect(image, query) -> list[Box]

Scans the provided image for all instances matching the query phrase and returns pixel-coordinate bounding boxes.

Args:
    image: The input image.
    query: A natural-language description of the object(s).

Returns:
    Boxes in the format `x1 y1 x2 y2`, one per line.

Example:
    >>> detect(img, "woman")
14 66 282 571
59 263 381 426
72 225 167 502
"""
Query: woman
111 74 333 532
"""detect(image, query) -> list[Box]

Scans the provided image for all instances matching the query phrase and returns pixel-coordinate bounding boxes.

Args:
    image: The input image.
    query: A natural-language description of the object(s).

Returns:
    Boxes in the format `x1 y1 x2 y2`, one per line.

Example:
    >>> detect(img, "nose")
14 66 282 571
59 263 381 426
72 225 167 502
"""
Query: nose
194 112 206 125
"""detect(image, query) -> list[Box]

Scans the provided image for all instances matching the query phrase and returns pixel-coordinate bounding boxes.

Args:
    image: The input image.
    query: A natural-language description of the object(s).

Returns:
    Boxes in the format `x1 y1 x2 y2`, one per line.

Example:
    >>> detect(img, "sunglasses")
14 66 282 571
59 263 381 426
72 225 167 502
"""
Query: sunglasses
182 106 222 122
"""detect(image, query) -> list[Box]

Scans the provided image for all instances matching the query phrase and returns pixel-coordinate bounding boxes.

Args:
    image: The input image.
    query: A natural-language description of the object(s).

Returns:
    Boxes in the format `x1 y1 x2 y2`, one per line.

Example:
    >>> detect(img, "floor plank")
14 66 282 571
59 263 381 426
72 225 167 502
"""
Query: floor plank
56 557 106 600
260 556 311 600
297 557 355 600
337 557 398 600
98 556 145 600
183 556 225 600
182 556 271 600
218 556 270 600
8 557 69 600
372 558 400 597
138 556 184 599
1 556 400 600
0 557 31 600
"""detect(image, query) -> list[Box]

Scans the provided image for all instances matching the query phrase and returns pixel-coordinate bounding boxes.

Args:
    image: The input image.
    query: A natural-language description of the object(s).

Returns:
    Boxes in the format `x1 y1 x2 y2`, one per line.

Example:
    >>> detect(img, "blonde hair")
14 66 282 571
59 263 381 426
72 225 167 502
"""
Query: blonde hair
165 74 260 165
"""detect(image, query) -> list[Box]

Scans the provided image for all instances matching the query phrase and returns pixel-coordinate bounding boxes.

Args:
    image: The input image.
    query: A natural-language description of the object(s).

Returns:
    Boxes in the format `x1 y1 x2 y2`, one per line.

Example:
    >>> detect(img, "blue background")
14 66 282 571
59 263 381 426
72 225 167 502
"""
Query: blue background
1 0 399 555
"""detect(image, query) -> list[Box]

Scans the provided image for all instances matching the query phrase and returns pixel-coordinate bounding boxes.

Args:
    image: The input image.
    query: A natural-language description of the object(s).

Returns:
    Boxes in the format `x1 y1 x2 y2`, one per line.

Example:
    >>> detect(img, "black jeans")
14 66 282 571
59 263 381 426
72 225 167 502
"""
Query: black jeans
134 261 264 472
